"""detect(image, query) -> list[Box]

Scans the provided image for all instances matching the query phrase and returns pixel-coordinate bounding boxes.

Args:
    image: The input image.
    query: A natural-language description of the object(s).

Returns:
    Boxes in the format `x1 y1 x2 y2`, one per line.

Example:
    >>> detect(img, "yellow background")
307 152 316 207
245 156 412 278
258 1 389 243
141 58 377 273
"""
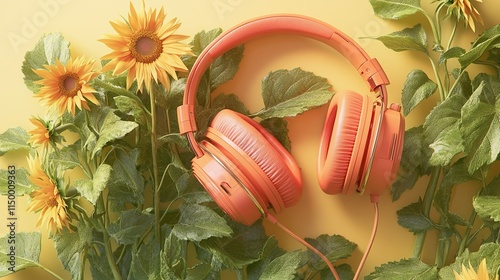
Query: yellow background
0 0 499 279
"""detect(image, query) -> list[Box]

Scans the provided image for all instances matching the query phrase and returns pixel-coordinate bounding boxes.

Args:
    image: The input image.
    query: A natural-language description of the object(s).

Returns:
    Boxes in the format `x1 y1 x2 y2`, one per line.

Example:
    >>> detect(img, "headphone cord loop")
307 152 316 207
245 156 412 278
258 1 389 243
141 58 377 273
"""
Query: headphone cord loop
265 213 341 280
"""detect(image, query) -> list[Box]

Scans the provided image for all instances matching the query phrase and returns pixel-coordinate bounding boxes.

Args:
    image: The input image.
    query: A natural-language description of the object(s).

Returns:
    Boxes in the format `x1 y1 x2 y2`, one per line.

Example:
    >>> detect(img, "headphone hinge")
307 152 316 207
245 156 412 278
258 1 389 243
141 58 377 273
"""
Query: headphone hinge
358 58 390 91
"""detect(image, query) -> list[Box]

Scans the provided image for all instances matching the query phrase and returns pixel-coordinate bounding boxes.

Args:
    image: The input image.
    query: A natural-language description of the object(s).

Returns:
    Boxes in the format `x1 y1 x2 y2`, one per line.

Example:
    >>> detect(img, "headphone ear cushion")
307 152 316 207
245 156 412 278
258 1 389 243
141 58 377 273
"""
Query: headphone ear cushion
211 110 302 207
318 90 372 194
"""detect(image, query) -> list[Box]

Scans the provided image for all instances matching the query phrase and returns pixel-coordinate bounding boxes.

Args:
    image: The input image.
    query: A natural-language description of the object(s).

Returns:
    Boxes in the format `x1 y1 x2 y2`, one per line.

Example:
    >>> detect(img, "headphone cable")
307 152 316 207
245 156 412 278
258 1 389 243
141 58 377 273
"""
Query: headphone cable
265 213 341 280
265 194 380 280
354 195 380 279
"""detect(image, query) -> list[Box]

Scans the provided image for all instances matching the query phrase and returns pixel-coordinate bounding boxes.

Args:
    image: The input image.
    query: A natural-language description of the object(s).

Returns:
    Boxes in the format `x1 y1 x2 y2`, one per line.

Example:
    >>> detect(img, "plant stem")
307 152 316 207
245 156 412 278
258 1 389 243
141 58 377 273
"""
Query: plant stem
446 20 458 51
150 89 162 243
104 232 123 280
422 11 441 47
435 216 451 268
428 56 446 101
458 210 478 256
97 195 123 280
412 167 441 259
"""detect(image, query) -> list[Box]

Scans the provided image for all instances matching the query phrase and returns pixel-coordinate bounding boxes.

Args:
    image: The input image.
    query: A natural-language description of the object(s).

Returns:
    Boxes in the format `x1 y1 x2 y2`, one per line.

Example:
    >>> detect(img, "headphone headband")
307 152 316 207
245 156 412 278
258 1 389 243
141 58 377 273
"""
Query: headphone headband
178 14 390 157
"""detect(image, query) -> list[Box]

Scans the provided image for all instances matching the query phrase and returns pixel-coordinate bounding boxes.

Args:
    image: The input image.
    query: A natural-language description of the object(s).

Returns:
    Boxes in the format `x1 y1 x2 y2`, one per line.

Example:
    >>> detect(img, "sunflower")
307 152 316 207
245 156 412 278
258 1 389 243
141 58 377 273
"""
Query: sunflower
449 0 483 32
28 117 51 148
26 155 71 235
454 259 499 280
100 1 192 93
33 56 100 116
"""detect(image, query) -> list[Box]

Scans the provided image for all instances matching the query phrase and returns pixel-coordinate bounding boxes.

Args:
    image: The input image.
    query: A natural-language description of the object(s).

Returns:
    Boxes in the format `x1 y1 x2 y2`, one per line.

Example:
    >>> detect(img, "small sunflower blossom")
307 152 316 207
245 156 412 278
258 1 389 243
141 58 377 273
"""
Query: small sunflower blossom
454 259 499 280
28 117 52 148
100 1 192 93
33 56 100 116
448 0 484 32
28 116 63 149
26 155 71 235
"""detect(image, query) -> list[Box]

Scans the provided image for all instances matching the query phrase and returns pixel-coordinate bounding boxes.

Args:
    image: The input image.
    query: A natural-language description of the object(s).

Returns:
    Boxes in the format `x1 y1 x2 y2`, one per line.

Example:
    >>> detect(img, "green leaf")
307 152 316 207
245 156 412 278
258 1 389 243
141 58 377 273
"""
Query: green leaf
188 250 222 280
434 159 479 215
182 28 223 70
129 237 161 280
428 123 464 166
401 69 437 115
439 243 500 279
165 78 186 109
0 127 30 156
114 95 148 127
473 196 500 223
108 209 154 245
172 204 232 241
186 263 213 280
259 250 304 280
74 163 112 205
459 25 500 69
260 118 292 152
483 48 500 74
0 168 34 196
449 70 473 98
366 258 438 280
158 133 189 149
372 24 428 53
369 0 423 20
48 143 83 171
87 246 114 280
0 232 41 276
53 226 93 280
397 200 435 233
182 28 245 107
252 68 334 119
247 237 286 280
460 74 500 173
439 47 465 65
108 149 145 209
161 228 188 279
391 126 432 201
87 107 138 158
424 99 465 166
210 45 244 90
199 220 270 269
212 93 250 115
321 263 354 280
484 176 500 196
165 165 211 206
21 33 70 92
305 234 356 271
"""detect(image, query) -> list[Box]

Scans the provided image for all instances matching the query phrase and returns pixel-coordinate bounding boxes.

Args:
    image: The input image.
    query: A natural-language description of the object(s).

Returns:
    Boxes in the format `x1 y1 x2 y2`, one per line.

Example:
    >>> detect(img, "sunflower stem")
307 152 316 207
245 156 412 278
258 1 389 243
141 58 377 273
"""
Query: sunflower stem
458 210 478 256
458 173 486 256
150 87 162 243
412 167 441 259
98 196 123 280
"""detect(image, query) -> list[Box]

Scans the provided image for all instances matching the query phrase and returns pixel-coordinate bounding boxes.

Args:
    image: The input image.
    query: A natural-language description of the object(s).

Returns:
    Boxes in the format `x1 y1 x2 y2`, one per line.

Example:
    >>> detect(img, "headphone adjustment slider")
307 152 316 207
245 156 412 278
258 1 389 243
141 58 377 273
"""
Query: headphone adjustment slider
177 104 198 134
358 58 389 91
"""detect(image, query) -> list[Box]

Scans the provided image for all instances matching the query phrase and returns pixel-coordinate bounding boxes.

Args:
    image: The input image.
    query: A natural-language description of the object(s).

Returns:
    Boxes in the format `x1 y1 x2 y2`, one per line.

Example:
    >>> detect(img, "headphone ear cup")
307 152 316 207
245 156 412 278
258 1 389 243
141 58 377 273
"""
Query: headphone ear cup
362 104 405 195
191 141 263 226
209 110 302 210
317 90 373 195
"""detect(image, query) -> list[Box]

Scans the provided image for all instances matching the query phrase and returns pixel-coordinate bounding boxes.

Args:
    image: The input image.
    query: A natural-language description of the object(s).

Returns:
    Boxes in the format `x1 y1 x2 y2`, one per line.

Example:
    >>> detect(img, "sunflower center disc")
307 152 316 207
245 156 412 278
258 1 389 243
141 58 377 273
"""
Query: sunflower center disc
60 73 81 96
131 30 162 63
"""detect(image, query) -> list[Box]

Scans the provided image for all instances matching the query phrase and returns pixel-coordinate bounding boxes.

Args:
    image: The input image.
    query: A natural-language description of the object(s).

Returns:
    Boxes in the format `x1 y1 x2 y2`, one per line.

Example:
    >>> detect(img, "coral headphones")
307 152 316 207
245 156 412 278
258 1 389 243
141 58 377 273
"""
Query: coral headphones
177 14 405 226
